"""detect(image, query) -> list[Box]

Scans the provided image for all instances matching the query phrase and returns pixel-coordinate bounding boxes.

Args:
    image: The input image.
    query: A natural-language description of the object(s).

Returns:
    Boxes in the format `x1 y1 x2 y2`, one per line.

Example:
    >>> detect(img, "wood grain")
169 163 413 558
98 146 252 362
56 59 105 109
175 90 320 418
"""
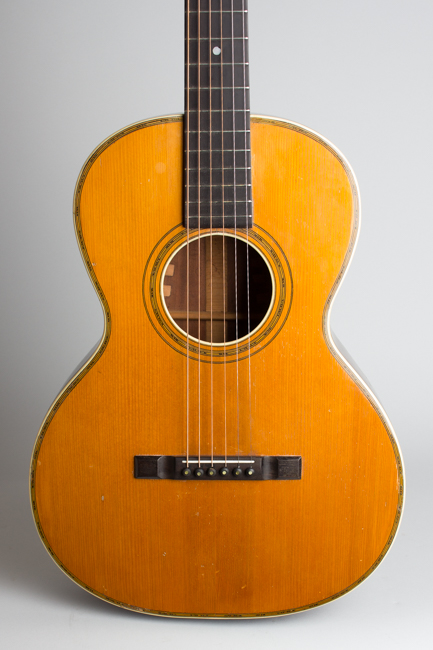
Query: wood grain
30 116 403 617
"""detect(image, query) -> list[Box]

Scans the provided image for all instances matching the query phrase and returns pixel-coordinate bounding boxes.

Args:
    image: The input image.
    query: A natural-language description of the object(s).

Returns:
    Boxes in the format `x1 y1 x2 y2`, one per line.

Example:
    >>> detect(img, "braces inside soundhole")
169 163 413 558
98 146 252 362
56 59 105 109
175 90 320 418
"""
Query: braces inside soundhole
162 234 273 345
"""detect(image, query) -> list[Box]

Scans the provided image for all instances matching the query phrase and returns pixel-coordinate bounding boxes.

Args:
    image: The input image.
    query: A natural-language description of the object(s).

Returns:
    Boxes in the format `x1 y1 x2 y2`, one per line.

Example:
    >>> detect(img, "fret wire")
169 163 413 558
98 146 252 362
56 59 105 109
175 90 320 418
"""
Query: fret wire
188 194 252 199
188 149 250 152
187 109 248 112
188 86 249 89
187 62 249 66
189 37 248 40
188 129 250 132
188 216 252 218
188 10 247 12
187 100 250 104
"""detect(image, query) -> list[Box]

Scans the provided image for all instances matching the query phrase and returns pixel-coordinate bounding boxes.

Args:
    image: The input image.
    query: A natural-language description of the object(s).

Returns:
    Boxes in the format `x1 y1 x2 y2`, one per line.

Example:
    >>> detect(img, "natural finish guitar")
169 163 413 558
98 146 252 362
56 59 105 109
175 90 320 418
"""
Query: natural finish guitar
30 0 404 617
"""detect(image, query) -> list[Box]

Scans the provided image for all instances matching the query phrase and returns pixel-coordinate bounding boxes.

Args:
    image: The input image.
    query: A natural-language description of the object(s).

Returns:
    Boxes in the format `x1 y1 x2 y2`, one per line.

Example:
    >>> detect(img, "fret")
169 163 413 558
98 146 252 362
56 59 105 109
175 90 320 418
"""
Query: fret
188 150 251 167
186 186 252 203
189 108 250 113
188 203 252 210
187 166 251 170
189 200 253 205
187 183 251 194
186 106 250 112
187 114 249 129
187 206 252 214
188 4 247 14
187 85 249 94
188 109 248 112
187 103 250 111
187 179 252 191
189 108 250 110
187 180 253 190
188 196 252 202
187 62 249 66
187 11 247 39
188 65 249 87
187 217 253 229
191 37 249 40
187 105 250 117
185 183 252 188
187 88 249 110
187 168 251 186
187 185 252 190
188 150 250 152
187 113 249 132
187 133 250 150
187 131 250 146
189 202 253 205
188 0 248 14
188 10 248 12
187 149 251 159
187 129 250 135
186 4 248 12
188 87 249 90
189 129 250 135
188 212 252 222
187 168 251 172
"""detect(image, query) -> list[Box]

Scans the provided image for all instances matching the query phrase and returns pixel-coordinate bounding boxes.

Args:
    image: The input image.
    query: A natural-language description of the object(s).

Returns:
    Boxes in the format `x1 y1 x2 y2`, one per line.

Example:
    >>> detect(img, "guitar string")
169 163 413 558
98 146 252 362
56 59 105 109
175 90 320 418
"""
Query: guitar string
242 0 253 462
231 0 241 464
186 0 191 469
221 0 228 468
209 0 214 469
197 0 202 469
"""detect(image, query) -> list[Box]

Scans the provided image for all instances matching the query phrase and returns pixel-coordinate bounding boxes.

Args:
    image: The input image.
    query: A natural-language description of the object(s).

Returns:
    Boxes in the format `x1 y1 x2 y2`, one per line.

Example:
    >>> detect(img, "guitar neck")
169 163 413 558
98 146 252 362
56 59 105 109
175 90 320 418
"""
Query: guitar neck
184 0 253 229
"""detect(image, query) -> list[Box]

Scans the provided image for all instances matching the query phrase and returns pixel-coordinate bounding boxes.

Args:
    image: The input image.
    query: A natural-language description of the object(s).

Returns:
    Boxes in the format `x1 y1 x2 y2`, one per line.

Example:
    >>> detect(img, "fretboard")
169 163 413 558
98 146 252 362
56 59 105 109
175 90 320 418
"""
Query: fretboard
185 0 252 229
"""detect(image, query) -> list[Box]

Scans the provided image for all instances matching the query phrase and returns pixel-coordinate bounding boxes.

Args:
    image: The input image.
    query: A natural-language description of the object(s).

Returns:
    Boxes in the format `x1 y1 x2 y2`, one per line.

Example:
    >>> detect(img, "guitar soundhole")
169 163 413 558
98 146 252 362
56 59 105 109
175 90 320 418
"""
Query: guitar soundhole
162 234 274 344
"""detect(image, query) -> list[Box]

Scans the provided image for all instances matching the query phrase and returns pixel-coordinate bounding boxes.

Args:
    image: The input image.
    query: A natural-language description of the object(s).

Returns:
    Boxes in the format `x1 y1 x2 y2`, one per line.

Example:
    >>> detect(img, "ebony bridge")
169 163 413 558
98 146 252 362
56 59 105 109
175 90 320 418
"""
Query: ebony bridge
134 456 302 481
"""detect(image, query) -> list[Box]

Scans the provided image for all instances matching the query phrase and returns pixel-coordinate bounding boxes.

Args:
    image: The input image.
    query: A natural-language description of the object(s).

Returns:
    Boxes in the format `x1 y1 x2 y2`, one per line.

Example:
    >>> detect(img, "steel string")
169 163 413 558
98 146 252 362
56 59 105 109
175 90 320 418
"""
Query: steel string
209 0 214 469
220 0 228 467
231 0 241 463
197 0 202 469
185 0 191 469
242 0 253 461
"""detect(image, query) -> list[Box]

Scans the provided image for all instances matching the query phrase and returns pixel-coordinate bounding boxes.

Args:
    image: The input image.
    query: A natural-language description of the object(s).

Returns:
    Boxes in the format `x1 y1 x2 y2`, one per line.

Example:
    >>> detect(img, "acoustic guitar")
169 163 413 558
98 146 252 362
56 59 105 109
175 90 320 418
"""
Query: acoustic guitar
30 0 404 617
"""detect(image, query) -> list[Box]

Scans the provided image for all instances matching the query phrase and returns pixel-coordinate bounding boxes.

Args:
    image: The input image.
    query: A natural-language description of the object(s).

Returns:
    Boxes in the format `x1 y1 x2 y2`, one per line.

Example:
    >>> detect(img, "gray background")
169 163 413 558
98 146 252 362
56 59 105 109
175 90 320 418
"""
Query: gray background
1 0 432 647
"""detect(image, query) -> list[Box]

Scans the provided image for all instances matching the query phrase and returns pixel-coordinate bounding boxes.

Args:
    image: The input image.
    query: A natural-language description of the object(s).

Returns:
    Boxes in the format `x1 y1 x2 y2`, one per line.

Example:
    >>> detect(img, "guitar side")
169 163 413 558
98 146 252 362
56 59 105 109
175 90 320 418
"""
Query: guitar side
30 115 404 617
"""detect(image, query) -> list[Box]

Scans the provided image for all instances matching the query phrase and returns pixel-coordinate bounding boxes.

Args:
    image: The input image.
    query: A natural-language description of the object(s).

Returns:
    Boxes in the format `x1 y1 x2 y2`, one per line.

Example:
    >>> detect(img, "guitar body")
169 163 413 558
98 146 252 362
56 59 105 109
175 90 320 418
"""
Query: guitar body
31 115 403 617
